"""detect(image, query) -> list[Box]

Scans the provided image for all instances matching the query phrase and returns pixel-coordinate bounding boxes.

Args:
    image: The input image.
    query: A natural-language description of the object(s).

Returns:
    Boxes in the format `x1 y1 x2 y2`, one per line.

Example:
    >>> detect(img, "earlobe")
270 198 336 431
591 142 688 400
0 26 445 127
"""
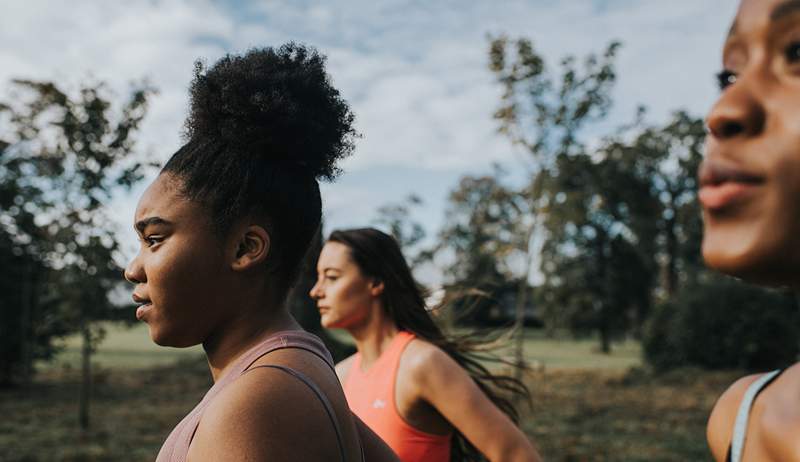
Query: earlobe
231 225 270 271
370 280 385 297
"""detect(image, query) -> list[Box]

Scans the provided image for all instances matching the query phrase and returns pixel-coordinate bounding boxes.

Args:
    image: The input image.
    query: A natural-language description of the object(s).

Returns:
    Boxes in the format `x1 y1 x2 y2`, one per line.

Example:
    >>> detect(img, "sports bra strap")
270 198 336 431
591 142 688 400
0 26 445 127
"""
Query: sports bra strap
246 365 364 462
727 369 783 462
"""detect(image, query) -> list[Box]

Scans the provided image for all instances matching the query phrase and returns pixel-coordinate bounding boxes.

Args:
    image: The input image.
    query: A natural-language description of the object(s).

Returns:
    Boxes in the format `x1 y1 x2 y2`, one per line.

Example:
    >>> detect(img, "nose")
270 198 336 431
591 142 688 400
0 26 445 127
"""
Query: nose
309 281 322 300
124 254 145 284
705 73 765 141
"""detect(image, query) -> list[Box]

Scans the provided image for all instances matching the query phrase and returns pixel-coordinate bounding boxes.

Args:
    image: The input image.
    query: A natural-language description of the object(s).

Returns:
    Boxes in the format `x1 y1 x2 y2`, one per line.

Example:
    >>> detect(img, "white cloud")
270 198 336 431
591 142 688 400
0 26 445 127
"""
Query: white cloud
1 0 741 279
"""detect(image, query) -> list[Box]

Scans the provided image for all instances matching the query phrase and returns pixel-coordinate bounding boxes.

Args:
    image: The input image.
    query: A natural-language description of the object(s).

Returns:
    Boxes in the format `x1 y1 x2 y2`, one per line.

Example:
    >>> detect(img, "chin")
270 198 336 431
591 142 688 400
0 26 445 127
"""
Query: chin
149 325 198 348
703 234 797 287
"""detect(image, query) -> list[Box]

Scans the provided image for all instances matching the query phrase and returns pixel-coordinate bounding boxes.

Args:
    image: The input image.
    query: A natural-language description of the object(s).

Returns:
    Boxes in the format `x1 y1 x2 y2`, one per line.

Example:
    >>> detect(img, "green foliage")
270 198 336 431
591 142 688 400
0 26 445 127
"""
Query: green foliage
438 166 531 323
643 276 800 371
488 35 711 354
372 194 431 269
0 78 155 385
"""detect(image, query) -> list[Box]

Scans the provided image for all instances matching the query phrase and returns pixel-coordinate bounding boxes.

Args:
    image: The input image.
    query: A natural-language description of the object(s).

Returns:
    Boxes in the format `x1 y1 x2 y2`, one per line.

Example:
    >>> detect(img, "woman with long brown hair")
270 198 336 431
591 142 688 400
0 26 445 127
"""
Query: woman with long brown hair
310 227 541 462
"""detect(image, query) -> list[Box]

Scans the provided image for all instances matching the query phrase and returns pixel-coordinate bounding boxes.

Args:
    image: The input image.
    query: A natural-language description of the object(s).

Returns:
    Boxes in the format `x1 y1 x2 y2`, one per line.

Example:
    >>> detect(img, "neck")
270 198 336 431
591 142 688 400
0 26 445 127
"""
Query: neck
348 303 400 370
202 290 301 382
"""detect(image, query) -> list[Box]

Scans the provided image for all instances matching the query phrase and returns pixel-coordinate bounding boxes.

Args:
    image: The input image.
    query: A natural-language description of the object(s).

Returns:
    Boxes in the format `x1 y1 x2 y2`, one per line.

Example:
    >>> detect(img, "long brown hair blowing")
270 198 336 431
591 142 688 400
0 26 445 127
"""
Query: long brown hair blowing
327 227 531 462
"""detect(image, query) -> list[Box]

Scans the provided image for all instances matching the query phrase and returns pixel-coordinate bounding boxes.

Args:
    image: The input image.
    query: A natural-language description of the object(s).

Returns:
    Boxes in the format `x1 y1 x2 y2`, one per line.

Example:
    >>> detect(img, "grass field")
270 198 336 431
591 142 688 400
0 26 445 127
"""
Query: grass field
3 323 730 461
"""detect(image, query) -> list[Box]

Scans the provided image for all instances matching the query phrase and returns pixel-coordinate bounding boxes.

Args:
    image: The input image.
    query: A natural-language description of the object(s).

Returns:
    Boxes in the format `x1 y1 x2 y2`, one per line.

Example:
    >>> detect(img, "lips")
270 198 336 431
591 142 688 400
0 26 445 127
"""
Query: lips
132 293 153 321
698 160 764 210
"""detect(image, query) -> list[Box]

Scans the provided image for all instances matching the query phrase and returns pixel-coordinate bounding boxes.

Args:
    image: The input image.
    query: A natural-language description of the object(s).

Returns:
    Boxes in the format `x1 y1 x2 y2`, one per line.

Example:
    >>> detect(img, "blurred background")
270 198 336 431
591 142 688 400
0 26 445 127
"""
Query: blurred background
5 1 798 461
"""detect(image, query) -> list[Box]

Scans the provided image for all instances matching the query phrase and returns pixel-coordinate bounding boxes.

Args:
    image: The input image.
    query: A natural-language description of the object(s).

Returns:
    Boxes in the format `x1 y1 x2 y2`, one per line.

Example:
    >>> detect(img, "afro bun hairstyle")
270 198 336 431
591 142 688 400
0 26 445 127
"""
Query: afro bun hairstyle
184 43 357 181
162 43 357 299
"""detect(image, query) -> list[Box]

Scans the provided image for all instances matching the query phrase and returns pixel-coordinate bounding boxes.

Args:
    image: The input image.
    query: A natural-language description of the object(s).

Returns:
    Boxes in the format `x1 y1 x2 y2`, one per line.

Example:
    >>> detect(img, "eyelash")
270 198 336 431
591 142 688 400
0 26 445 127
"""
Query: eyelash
143 236 163 247
785 41 800 63
716 69 737 90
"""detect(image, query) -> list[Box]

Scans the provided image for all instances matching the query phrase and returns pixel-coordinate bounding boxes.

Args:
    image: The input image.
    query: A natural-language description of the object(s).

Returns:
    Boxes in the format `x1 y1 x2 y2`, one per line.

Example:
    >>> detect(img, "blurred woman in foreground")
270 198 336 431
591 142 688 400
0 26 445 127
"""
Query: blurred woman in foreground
311 227 541 462
702 1 800 461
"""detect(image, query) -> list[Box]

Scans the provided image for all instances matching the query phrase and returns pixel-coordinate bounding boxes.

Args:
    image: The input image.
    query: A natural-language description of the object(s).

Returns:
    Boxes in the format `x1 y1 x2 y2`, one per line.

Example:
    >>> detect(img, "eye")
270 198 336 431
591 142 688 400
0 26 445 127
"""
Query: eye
716 69 737 90
785 42 800 63
143 235 163 247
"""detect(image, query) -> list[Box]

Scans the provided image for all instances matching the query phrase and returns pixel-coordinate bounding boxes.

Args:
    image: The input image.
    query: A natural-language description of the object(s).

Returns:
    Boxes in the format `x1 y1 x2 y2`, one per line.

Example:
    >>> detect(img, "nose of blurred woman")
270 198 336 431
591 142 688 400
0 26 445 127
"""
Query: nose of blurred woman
706 74 766 142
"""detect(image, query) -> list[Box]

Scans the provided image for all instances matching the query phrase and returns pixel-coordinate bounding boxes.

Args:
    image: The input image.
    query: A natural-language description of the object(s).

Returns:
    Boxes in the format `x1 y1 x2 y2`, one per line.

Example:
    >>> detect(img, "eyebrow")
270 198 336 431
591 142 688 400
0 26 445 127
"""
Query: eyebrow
135 216 171 233
772 0 800 22
726 1 800 41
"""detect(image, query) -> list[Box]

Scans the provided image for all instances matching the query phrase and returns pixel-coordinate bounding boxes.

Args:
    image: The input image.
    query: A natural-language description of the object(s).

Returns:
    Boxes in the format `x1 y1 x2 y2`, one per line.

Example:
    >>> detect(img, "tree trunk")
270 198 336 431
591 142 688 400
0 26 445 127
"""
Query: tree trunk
664 213 678 297
599 318 611 354
79 316 91 430
513 279 528 382
19 260 33 385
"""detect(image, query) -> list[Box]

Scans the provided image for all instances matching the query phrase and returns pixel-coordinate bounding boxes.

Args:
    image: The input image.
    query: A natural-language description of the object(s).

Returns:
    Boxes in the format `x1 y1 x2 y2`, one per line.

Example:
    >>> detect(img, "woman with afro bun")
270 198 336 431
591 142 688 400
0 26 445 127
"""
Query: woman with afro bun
124 44 398 462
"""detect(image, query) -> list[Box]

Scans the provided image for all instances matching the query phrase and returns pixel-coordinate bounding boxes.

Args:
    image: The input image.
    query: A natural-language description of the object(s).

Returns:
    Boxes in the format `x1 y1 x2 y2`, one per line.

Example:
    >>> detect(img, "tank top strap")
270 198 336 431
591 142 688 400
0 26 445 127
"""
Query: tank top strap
727 369 784 462
386 331 416 376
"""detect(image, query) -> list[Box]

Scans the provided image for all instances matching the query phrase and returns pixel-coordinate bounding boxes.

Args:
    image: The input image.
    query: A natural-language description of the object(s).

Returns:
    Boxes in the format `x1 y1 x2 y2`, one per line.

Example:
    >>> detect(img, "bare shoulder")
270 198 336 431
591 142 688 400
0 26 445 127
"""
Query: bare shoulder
335 353 357 382
187 367 334 461
401 338 461 384
706 372 773 461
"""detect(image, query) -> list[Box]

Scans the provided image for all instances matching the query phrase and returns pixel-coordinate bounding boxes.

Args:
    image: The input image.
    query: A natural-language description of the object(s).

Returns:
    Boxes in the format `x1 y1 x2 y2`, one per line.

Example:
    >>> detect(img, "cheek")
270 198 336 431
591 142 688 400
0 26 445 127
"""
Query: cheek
150 244 225 314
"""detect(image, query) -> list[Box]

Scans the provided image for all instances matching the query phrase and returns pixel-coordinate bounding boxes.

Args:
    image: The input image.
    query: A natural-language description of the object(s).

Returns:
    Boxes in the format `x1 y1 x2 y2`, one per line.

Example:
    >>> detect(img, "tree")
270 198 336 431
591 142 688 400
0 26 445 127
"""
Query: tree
0 79 155 428
437 166 532 337
372 194 431 269
488 37 623 351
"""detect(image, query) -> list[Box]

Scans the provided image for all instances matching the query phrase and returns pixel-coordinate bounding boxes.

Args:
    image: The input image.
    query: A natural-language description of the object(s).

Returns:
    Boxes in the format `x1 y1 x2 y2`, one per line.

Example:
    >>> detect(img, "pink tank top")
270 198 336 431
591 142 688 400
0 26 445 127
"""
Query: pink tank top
343 331 451 462
156 330 357 462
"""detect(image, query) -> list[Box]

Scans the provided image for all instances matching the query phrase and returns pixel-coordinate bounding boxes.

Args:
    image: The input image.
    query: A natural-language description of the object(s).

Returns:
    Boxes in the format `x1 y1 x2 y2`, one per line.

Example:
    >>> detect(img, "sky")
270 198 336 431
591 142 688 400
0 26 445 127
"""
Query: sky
1 0 739 284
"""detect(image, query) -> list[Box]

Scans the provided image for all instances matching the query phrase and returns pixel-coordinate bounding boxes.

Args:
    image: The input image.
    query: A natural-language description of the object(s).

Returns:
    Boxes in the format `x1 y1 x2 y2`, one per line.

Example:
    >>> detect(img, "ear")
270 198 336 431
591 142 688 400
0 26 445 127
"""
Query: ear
369 279 385 297
231 225 270 271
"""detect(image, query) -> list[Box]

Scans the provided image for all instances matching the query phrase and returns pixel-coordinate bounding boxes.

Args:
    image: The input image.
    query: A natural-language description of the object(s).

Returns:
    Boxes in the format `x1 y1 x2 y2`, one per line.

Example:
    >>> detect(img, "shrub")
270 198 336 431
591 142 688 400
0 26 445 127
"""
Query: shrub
643 277 800 371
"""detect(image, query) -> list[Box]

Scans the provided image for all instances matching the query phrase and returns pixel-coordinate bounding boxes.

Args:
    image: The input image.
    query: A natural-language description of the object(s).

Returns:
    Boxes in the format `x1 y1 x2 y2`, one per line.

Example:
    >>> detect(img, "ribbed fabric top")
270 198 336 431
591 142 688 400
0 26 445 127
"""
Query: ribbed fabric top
156 330 339 462
343 331 451 462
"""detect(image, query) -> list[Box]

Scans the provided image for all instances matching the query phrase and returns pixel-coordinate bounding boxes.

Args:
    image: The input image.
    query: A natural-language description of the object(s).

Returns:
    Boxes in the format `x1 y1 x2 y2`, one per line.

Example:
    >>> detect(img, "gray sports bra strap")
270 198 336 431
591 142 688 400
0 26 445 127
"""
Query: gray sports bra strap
729 369 782 462
247 364 362 462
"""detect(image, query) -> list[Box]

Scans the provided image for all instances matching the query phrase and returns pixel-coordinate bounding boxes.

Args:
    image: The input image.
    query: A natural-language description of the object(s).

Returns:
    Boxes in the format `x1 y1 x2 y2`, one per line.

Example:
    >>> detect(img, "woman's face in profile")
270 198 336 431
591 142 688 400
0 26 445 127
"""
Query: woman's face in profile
310 242 379 330
701 0 800 285
125 173 232 347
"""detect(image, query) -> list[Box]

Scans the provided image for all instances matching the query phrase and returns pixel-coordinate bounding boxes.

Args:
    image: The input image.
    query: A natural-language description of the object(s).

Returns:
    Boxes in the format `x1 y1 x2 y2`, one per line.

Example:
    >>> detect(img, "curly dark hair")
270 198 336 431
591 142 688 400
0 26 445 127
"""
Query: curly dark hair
328 227 532 462
163 43 358 300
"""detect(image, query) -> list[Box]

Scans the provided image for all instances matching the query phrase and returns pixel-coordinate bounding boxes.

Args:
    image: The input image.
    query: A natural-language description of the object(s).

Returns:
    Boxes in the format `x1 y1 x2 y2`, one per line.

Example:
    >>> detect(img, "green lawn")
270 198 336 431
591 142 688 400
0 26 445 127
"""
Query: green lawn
5 323 726 462
38 323 204 371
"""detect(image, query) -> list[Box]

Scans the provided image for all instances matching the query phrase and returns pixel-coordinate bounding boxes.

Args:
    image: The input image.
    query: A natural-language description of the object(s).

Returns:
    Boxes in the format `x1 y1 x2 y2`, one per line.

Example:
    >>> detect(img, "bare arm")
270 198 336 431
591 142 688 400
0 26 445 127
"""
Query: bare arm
412 346 542 462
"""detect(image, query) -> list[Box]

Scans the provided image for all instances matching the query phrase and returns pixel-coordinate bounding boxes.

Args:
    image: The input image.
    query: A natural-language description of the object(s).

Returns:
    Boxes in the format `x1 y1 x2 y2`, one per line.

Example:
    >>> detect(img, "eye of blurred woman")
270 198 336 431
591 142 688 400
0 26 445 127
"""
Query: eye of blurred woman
785 41 800 64
716 69 737 91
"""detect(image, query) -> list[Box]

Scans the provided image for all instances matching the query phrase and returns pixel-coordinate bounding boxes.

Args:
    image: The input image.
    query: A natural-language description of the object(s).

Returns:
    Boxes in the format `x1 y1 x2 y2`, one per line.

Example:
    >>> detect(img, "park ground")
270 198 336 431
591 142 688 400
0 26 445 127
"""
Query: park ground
0 324 736 461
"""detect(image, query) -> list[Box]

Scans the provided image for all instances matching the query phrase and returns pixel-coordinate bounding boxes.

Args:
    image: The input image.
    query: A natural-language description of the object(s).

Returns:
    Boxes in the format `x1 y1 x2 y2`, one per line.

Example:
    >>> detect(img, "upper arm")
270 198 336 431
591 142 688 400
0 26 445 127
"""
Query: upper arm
353 413 400 462
706 374 763 462
335 353 356 383
187 368 335 462
410 345 541 462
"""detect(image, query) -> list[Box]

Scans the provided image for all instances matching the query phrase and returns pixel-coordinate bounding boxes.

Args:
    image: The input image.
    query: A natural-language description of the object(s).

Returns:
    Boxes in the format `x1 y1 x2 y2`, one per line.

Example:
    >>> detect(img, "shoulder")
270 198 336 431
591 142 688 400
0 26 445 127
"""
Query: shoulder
706 372 774 461
400 337 464 388
335 353 357 382
188 366 333 460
